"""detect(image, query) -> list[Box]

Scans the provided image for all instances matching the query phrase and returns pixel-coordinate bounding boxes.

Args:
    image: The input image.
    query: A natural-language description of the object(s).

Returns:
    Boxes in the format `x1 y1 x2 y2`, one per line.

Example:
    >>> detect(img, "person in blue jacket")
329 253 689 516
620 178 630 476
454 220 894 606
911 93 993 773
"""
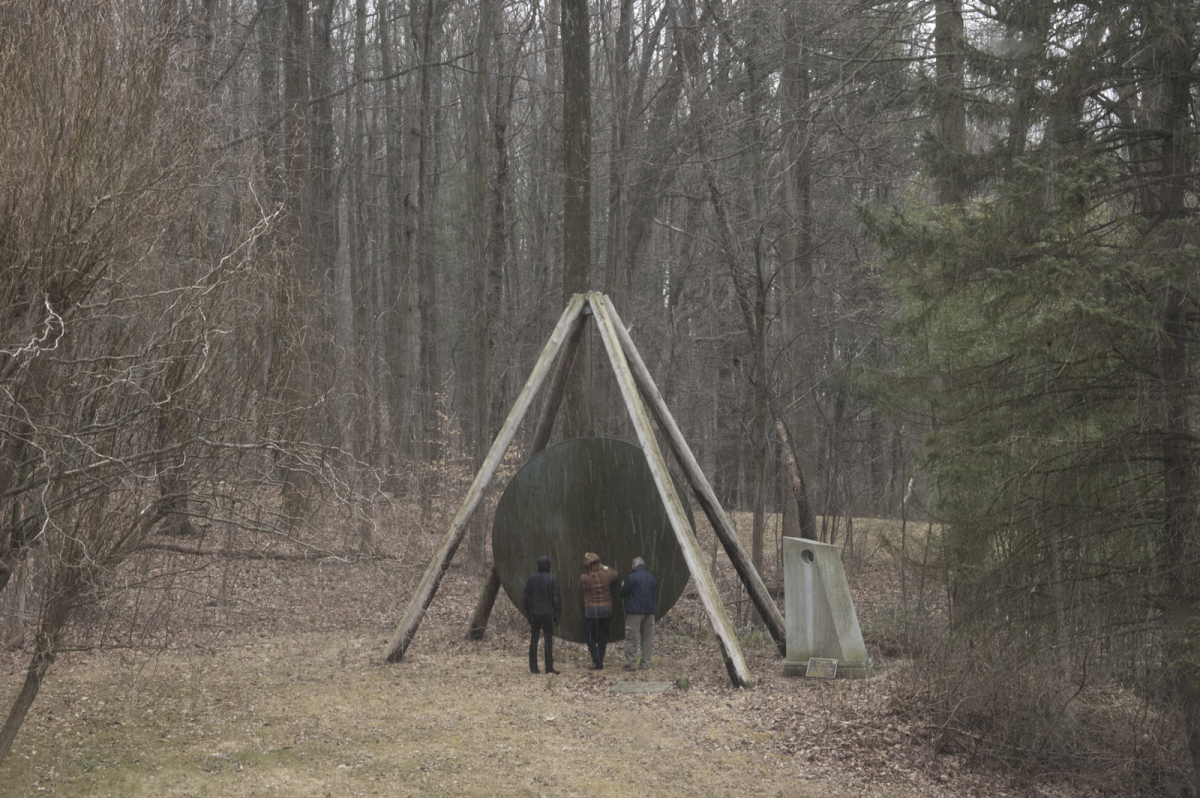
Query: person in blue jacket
523 555 561 674
619 556 657 671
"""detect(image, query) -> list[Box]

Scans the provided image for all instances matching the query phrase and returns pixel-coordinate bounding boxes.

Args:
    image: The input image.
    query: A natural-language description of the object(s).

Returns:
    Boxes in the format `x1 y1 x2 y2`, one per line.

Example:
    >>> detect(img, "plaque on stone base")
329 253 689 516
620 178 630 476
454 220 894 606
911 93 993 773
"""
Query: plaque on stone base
805 657 838 679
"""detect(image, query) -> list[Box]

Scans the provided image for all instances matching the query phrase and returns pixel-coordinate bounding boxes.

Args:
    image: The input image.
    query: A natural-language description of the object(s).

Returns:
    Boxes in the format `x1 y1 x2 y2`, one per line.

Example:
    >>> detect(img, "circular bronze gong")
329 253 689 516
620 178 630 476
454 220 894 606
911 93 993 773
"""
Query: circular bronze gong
492 437 694 644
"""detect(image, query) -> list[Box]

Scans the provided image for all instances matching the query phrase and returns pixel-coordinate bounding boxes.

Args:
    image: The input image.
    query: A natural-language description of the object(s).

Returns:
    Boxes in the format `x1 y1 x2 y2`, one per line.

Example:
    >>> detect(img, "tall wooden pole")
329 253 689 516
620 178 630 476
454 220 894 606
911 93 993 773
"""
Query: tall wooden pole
466 568 502 640
467 309 588 639
386 294 588 662
590 293 753 687
530 309 589 454
605 301 787 654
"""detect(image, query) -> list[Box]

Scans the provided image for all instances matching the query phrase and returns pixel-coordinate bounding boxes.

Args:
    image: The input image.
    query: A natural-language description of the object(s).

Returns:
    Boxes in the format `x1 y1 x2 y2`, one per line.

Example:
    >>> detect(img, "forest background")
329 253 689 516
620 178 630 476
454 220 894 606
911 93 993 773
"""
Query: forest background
0 0 1197 794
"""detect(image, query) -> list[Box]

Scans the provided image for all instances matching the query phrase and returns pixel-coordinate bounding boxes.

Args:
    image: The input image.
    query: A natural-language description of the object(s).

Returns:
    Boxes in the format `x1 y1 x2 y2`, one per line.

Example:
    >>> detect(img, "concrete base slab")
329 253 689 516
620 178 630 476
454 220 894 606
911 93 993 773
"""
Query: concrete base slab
782 658 874 679
611 681 674 694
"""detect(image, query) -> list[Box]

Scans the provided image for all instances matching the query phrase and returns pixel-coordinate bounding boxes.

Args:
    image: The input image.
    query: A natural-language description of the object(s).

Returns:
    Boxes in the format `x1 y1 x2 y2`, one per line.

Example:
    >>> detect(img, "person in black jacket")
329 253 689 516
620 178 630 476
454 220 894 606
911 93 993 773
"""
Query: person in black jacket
523 555 561 674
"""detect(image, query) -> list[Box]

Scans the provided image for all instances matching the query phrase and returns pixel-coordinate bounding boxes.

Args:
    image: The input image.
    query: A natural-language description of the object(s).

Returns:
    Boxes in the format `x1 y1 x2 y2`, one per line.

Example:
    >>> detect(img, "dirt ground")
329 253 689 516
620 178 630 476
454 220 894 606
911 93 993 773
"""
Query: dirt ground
4 631 981 798
0 513 1084 797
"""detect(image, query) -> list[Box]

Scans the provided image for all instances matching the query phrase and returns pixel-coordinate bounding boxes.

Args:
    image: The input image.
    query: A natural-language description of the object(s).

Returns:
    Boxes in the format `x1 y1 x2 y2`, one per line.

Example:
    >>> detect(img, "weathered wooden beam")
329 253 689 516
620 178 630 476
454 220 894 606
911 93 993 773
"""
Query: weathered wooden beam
590 292 753 688
466 311 589 640
530 310 589 454
386 293 589 663
467 566 502 640
605 301 787 655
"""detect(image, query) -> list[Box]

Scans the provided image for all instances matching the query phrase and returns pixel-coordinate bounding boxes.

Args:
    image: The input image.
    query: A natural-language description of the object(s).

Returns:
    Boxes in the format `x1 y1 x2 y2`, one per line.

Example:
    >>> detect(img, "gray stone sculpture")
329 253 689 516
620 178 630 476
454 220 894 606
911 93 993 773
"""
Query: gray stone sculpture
782 537 873 678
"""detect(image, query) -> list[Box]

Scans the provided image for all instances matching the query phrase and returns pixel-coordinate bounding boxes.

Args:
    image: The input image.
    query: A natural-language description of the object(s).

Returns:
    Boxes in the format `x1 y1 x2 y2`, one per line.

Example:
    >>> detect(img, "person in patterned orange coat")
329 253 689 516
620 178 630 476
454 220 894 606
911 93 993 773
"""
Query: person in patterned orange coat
580 552 619 670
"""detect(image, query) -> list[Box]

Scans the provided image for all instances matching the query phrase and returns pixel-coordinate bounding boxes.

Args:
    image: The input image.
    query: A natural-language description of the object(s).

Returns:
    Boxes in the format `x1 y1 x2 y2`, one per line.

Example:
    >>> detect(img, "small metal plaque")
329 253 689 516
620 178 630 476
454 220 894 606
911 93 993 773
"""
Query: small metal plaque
805 658 838 678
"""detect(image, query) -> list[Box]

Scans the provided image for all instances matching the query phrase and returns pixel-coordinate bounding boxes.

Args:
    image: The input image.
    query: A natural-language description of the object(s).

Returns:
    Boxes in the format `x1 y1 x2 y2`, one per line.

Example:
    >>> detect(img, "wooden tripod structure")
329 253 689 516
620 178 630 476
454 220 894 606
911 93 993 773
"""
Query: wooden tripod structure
383 292 785 688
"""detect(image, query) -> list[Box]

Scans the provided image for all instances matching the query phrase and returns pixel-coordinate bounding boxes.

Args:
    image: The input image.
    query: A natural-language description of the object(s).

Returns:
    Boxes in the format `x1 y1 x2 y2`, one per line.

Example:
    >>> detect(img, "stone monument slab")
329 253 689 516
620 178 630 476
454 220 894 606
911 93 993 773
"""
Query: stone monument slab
782 537 873 679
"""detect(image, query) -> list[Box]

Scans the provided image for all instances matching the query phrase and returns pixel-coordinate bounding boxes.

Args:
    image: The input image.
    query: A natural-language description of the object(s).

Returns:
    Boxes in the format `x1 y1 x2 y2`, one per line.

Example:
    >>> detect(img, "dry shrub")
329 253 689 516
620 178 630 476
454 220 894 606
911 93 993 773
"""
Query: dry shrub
0 0 344 763
890 630 1192 796
861 603 939 660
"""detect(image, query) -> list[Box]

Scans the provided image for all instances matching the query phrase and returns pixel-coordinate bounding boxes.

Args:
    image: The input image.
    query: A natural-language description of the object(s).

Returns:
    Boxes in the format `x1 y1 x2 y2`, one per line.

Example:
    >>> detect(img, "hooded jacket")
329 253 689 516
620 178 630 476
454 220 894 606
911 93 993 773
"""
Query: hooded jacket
523 556 561 621
579 552 619 609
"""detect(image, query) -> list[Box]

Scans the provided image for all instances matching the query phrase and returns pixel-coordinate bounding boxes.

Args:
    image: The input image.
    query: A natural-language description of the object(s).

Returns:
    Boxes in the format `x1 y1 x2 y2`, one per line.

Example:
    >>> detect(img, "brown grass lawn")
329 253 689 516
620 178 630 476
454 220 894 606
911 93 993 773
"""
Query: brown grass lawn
0 512 1042 797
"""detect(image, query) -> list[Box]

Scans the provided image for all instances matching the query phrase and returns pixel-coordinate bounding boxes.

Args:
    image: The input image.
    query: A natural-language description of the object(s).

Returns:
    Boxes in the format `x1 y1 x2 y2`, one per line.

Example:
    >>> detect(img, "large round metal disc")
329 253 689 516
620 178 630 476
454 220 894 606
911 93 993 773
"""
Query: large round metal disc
492 437 694 644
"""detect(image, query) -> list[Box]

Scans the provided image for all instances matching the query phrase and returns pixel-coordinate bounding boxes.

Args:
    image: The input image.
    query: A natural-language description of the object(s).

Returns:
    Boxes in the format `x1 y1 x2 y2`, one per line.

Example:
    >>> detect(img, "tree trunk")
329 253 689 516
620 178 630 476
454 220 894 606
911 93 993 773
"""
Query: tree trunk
623 9 681 284
604 0 633 307
348 0 376 552
532 0 561 309
276 0 317 527
257 0 284 206
1162 284 1200 787
377 0 406 478
311 0 348 456
411 0 444 507
0 580 76 766
746 4 770 576
934 0 965 205
780 4 818 514
775 417 818 540
469 0 494 569
561 0 591 439
594 0 635 437
1146 3 1200 784
488 22 515 434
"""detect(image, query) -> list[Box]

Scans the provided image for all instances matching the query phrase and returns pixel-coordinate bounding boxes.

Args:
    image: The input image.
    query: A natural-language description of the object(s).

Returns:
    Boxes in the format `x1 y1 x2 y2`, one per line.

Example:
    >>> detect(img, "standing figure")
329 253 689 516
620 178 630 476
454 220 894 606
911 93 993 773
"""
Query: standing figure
524 555 561 674
580 551 619 670
620 556 657 671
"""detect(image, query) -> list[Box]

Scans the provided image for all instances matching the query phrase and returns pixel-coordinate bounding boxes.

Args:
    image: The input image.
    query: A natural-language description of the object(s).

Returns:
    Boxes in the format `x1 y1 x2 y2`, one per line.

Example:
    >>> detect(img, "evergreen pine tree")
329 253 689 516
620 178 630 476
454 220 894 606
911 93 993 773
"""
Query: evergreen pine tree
863 0 1200 786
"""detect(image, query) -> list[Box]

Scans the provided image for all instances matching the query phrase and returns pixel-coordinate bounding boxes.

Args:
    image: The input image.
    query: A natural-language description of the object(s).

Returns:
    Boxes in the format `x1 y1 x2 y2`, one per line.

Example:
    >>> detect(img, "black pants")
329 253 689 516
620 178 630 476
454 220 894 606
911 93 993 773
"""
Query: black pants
585 615 612 668
529 615 555 673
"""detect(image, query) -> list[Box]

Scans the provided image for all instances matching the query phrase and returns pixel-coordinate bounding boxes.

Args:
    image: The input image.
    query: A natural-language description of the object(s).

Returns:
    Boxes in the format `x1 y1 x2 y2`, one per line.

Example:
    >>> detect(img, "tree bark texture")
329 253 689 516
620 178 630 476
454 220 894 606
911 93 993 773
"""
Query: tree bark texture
561 0 591 440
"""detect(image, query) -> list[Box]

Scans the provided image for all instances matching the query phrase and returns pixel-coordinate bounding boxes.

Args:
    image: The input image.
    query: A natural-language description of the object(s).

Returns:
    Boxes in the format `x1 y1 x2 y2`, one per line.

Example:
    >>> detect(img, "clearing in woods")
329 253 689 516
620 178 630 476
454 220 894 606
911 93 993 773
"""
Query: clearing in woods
0 516 1049 797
